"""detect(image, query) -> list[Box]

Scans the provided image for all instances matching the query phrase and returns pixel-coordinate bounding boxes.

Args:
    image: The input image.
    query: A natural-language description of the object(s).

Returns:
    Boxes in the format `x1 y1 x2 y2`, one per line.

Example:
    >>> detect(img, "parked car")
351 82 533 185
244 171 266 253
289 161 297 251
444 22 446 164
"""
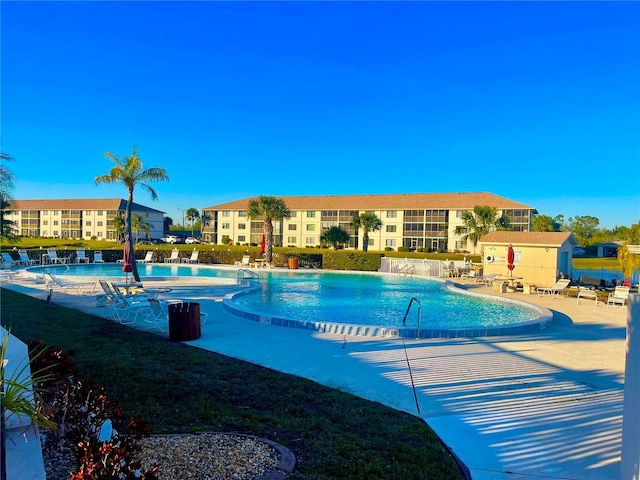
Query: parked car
185 236 200 244
162 235 180 244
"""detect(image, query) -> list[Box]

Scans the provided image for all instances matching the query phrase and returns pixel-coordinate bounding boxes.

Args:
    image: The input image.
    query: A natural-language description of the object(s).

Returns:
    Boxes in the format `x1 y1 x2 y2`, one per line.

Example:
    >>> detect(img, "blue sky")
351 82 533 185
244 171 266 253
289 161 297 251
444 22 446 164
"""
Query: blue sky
2 1 639 229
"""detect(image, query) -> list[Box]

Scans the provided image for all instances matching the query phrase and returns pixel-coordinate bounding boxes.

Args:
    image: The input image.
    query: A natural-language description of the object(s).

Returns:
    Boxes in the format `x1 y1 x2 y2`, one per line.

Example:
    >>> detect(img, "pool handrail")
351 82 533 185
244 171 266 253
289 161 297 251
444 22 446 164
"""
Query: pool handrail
402 297 422 339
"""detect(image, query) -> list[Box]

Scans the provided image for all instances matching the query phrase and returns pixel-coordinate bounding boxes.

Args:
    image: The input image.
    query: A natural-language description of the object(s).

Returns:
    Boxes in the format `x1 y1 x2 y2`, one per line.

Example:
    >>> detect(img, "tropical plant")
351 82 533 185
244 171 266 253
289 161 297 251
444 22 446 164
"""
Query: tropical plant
0 153 18 242
112 214 125 242
321 226 351 250
351 212 382 252
95 146 168 282
185 207 200 237
617 242 640 282
246 196 290 262
454 205 511 253
532 214 561 232
131 214 152 243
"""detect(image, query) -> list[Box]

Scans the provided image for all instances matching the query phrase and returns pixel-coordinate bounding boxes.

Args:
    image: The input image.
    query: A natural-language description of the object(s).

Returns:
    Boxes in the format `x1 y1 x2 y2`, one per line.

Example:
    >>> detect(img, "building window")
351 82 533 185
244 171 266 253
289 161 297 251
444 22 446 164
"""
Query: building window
97 232 102 238
305 237 315 245
368 238 374 246
43 220 48 226
222 211 230 217
238 235 246 242
386 211 397 218
306 224 315 231
85 221 92 226
238 211 246 217
386 225 396 233
53 220 59 226
385 239 396 247
455 241 464 249
85 231 91 237
222 223 230 229
288 224 297 230
238 223 246 230
306 211 316 218
289 211 297 218
53 230 59 237
456 210 465 218
287 236 297 244
97 211 103 216
97 221 103 227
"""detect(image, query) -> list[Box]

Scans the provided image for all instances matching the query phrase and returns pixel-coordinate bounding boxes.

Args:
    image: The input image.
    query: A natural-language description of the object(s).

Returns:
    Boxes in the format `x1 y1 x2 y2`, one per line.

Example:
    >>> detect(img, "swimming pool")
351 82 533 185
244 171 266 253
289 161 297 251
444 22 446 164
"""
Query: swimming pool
29 264 551 338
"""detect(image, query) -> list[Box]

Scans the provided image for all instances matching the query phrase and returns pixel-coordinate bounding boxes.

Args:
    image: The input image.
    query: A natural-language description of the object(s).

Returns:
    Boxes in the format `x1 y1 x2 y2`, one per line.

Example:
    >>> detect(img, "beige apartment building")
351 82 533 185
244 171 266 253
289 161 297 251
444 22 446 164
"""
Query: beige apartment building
4 199 165 241
201 192 537 252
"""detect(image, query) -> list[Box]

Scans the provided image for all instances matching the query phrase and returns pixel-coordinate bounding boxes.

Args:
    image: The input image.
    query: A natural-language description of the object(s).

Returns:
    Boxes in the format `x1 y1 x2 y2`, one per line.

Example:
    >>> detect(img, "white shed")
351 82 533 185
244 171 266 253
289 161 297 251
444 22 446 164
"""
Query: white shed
479 231 578 288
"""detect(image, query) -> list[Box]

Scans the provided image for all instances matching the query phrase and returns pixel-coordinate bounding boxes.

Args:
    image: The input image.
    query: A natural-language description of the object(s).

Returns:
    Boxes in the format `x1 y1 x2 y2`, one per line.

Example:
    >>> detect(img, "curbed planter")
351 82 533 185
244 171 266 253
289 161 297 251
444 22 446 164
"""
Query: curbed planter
287 258 299 270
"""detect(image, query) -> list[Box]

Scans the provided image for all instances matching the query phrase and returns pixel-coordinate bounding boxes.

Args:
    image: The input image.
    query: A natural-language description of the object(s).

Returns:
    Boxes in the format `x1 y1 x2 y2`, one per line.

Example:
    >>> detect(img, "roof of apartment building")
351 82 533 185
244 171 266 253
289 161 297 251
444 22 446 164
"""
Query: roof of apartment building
480 231 576 247
204 192 537 211
8 198 165 214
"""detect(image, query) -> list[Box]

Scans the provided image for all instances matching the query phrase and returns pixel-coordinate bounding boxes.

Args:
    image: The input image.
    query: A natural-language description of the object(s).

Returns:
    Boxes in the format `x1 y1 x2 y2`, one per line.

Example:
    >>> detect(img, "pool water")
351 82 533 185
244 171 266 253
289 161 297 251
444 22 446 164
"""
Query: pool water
30 264 543 332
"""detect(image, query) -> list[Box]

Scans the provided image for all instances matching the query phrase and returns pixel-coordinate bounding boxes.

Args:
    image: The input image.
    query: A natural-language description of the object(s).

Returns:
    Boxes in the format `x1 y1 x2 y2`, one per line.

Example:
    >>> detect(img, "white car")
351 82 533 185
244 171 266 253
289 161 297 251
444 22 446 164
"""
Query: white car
185 237 200 244
163 235 179 244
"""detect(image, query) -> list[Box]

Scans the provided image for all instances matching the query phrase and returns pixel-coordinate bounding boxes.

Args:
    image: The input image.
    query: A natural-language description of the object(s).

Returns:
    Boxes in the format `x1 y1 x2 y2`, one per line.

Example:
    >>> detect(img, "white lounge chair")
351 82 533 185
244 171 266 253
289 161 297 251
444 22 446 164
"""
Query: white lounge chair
181 249 199 264
607 286 629 307
164 248 180 264
536 278 571 297
105 283 156 325
577 288 599 306
139 251 155 263
76 248 91 263
18 249 39 265
45 271 97 294
234 255 251 268
47 248 70 265
94 251 104 263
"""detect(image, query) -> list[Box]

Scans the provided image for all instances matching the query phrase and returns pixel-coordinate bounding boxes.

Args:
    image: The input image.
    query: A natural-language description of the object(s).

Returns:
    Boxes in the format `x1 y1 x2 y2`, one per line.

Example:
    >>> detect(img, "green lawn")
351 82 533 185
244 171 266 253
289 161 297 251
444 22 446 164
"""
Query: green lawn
1 288 463 480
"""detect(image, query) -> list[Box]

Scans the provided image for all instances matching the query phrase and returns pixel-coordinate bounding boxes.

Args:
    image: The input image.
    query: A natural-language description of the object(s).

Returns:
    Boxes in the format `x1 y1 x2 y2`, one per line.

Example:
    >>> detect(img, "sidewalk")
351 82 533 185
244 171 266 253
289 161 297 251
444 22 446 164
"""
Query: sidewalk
3 277 631 479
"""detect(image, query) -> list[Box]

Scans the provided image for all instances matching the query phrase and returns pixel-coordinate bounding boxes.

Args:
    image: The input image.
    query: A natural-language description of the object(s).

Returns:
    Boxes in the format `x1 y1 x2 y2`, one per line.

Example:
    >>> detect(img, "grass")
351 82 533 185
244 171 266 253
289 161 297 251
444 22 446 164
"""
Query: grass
1 288 463 480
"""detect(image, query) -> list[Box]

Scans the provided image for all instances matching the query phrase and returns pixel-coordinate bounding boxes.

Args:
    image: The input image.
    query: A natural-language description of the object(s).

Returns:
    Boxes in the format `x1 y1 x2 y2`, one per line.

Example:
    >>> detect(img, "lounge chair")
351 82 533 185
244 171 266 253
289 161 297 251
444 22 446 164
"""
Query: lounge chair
105 283 156 324
94 251 104 263
139 251 155 263
47 248 70 265
536 278 571 297
234 255 251 268
76 248 91 263
1 252 19 267
45 271 97 294
181 249 199 264
18 249 39 265
577 288 599 306
607 286 629 307
164 248 180 264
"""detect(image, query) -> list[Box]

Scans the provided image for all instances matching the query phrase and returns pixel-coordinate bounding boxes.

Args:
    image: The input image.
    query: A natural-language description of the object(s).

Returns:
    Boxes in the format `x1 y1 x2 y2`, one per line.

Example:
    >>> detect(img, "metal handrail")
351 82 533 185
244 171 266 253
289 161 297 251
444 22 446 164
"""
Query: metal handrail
237 268 259 286
398 264 415 276
402 297 422 339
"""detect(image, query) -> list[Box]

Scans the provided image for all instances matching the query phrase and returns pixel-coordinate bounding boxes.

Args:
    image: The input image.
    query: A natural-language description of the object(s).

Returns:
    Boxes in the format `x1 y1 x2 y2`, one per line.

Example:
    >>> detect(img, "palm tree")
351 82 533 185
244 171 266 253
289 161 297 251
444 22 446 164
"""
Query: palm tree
112 214 125 242
454 205 511 253
351 212 382 252
247 196 290 263
0 152 18 241
185 207 200 237
132 214 152 243
321 226 351 250
95 146 168 282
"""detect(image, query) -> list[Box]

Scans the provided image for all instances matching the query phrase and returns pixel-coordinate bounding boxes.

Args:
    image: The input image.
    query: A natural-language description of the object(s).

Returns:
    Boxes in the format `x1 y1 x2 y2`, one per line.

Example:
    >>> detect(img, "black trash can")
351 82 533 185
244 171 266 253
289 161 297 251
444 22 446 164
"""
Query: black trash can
168 302 201 341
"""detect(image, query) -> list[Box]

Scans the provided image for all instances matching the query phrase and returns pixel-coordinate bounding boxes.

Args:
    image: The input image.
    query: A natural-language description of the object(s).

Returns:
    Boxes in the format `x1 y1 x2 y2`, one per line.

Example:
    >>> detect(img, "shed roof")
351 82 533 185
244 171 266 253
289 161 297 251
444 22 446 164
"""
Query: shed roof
204 192 536 211
480 231 577 247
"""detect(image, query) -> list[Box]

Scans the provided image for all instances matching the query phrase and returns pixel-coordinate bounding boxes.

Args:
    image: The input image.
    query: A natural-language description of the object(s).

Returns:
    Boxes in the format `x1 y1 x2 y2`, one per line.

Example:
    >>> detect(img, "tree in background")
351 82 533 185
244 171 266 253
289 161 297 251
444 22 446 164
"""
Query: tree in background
185 207 200 237
532 214 561 232
351 212 382 253
163 217 173 233
132 214 152 242
95 146 168 282
617 242 640 283
564 215 600 247
454 205 511 253
247 196 290 263
112 214 125 242
321 226 351 250
0 153 18 241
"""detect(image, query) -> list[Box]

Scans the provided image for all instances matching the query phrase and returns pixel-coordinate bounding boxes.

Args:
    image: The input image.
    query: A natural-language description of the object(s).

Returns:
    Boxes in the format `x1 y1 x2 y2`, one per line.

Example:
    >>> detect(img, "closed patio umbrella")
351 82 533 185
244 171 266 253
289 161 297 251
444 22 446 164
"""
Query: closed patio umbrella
122 235 133 281
260 234 265 256
507 244 515 276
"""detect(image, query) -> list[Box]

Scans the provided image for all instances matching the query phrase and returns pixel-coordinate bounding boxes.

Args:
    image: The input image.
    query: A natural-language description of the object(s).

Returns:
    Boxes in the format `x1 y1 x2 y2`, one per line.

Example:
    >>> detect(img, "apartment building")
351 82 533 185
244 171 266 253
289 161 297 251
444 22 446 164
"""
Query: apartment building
201 192 537 252
4 199 165 241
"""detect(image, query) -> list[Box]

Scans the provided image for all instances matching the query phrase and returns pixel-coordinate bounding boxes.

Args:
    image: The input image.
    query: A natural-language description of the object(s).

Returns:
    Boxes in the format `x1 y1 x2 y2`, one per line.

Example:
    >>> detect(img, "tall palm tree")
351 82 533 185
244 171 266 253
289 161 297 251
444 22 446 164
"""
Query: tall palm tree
454 205 511 253
95 146 168 282
247 196 290 263
0 152 18 241
351 212 382 252
185 207 200 237
112 214 125 242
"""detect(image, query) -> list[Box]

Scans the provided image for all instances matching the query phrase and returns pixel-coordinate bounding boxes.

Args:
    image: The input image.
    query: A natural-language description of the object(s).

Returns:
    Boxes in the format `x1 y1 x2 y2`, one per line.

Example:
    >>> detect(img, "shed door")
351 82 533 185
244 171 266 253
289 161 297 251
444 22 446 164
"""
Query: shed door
560 251 570 278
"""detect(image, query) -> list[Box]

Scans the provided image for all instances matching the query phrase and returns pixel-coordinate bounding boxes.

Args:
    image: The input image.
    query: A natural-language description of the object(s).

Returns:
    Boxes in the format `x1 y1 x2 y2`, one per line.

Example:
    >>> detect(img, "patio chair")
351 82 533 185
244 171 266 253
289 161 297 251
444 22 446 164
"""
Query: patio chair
105 284 155 325
1 252 19 267
181 249 199 264
164 248 180 264
45 271 97 294
234 255 251 268
577 288 599 306
607 286 629 308
535 278 571 297
18 249 39 265
139 251 155 263
76 248 91 263
47 248 70 265
94 251 105 263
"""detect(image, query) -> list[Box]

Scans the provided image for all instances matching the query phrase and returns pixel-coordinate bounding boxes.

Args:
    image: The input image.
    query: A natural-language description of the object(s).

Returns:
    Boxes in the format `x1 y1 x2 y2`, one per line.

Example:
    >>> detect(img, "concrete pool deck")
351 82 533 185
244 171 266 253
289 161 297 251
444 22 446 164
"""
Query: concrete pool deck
2 273 632 480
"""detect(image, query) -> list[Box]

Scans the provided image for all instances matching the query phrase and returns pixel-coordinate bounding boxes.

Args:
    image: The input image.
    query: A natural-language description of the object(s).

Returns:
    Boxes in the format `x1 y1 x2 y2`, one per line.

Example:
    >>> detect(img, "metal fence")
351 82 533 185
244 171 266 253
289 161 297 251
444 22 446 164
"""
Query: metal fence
572 267 638 286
